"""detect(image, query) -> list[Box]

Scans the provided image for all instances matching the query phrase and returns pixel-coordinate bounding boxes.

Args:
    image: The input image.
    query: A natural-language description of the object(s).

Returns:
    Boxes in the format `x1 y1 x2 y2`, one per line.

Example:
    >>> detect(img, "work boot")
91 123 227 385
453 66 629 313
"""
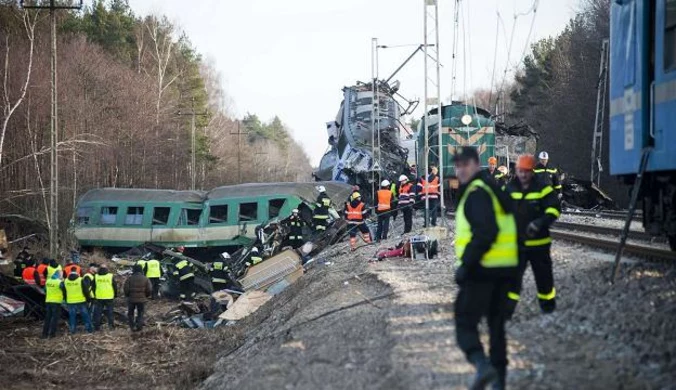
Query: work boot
539 298 556 314
470 361 498 390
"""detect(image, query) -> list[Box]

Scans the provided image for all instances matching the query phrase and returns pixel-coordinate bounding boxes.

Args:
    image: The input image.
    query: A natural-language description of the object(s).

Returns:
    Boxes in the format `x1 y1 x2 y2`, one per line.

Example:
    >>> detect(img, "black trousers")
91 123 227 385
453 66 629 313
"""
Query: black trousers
402 206 413 233
42 303 61 338
93 299 114 330
509 245 556 313
376 213 390 240
149 278 160 299
455 278 511 372
127 302 145 331
425 198 440 227
179 278 195 299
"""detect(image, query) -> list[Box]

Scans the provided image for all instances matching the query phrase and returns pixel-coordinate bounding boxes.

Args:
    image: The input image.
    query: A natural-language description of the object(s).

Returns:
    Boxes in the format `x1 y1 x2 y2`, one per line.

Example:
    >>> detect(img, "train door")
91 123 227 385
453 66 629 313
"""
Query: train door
651 0 676 171
609 0 653 175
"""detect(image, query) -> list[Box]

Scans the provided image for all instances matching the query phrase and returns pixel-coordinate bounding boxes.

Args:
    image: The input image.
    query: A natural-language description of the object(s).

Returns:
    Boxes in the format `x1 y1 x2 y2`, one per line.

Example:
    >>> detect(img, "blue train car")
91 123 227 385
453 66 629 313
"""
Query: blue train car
610 0 676 250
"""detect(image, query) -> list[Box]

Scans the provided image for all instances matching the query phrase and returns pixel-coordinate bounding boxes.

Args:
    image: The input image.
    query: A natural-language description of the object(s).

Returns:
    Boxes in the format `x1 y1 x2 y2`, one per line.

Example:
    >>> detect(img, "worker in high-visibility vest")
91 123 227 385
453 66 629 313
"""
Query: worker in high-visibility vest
144 256 162 299
42 271 64 339
375 180 393 241
452 146 519 390
418 165 441 227
398 175 415 233
61 270 93 334
343 192 371 250
173 257 195 300
22 259 37 285
92 265 117 331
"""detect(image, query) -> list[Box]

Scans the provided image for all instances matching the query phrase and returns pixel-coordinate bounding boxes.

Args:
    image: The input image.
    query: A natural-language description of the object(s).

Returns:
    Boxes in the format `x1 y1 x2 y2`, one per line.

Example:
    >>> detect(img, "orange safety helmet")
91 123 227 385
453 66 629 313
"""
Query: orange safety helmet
516 154 536 170
488 156 497 165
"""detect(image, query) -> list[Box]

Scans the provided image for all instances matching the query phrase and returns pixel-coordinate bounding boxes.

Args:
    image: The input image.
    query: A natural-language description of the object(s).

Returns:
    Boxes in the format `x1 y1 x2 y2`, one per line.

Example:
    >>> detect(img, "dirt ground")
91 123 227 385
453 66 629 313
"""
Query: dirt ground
1 216 675 389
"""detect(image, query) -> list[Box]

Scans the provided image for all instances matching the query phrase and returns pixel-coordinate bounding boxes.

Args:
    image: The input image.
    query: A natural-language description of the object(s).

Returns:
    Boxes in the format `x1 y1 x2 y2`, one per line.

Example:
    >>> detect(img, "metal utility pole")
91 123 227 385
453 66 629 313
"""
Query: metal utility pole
230 121 249 183
423 0 443 225
371 37 380 196
177 98 207 190
591 39 609 187
21 0 83 258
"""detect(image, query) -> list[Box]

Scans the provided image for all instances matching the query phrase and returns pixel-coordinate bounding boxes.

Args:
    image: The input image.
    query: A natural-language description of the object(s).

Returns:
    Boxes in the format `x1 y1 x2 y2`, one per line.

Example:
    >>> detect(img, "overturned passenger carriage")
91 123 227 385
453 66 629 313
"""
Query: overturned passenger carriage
74 182 352 250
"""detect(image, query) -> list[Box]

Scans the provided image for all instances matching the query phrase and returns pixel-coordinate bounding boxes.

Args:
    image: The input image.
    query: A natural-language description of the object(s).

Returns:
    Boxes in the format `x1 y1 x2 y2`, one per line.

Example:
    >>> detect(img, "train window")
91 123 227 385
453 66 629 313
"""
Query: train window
268 198 286 219
125 207 144 225
178 208 201 226
152 207 170 225
666 0 676 71
209 205 229 224
100 207 118 225
76 207 93 225
239 202 258 222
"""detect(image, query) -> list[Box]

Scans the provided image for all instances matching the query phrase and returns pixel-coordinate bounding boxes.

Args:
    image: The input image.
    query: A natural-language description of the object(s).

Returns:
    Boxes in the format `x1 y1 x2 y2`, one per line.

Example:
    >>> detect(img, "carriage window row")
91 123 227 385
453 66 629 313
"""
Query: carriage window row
85 199 286 226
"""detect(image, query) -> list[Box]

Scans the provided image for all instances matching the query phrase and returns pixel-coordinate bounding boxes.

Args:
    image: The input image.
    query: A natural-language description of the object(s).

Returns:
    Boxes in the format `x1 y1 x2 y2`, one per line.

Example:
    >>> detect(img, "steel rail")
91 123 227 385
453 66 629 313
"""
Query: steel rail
550 230 676 261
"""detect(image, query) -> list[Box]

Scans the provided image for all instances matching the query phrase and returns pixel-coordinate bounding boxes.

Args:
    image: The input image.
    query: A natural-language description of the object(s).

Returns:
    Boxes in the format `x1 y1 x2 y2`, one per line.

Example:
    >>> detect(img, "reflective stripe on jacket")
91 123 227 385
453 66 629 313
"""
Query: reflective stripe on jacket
22 267 37 284
455 179 518 268
346 202 366 222
175 260 195 281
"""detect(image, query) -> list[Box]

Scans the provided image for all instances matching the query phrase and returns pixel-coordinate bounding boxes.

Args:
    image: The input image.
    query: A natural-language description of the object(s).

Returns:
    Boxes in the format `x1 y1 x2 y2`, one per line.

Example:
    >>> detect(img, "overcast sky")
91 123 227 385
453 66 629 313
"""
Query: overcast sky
128 0 579 165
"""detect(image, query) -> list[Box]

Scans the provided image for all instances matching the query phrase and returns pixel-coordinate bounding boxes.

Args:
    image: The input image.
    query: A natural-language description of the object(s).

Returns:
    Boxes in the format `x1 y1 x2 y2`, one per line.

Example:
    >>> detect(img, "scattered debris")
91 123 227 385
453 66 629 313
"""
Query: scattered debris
219 291 273 321
0 295 24 317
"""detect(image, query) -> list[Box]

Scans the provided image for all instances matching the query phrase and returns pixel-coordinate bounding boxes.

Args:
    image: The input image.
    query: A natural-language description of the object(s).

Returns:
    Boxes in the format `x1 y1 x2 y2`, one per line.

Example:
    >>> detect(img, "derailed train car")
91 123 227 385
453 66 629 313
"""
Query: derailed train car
314 81 410 197
73 182 352 251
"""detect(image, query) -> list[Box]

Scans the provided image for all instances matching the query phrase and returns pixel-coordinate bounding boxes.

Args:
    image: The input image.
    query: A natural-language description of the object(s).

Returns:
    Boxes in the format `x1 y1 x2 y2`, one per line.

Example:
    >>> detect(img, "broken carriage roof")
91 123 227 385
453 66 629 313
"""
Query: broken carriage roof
78 182 353 205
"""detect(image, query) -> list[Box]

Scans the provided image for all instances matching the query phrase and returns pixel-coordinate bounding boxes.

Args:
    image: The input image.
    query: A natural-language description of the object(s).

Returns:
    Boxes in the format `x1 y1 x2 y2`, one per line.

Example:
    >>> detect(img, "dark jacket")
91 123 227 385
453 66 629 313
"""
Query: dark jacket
123 271 152 303
90 268 118 299
505 176 560 248
534 163 561 191
313 192 331 217
457 171 516 280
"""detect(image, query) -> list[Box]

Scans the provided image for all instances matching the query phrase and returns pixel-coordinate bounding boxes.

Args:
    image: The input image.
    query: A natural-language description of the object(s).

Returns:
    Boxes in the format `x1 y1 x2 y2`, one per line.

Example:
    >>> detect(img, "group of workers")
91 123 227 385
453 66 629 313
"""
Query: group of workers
453 147 561 390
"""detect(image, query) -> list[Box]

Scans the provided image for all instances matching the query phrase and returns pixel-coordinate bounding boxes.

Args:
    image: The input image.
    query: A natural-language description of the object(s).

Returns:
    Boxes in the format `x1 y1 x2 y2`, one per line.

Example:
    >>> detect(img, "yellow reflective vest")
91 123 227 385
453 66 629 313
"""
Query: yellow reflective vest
45 278 64 304
64 277 87 304
94 273 115 300
455 179 518 268
145 259 161 278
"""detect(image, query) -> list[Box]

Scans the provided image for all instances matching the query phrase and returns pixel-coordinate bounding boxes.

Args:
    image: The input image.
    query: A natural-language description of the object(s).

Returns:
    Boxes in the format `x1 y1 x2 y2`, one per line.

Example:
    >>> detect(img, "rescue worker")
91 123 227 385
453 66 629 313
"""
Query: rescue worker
22 258 37 285
63 258 80 277
47 259 63 280
144 255 162 299
173 257 195 300
14 246 29 279
92 264 117 331
61 270 93 334
419 165 441 227
534 151 563 198
34 258 49 287
42 271 64 339
123 264 152 331
505 154 560 316
287 208 305 248
312 185 332 233
453 146 519 390
398 175 414 233
83 263 98 313
486 156 499 177
136 256 148 274
245 247 263 268
495 166 509 186
344 192 371 250
347 185 360 204
210 252 235 292
375 180 393 241
390 181 399 221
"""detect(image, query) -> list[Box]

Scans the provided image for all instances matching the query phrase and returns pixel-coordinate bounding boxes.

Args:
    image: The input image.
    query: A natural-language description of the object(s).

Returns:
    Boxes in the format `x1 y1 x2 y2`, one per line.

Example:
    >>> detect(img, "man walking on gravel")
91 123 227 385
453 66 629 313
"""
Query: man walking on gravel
504 154 560 315
124 265 152 331
453 146 519 390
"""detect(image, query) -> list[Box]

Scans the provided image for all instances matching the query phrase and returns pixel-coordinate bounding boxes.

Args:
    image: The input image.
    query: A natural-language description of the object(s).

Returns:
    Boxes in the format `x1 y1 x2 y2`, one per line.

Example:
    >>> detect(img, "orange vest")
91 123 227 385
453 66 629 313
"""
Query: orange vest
346 202 365 221
422 176 440 196
399 183 414 204
36 264 48 286
22 266 37 285
64 264 81 277
377 189 392 211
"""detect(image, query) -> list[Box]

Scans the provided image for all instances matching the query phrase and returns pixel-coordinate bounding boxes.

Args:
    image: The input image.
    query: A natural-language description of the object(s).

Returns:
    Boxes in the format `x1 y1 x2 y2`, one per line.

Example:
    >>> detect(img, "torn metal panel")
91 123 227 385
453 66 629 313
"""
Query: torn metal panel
219 290 273 321
238 250 303 292
561 175 617 210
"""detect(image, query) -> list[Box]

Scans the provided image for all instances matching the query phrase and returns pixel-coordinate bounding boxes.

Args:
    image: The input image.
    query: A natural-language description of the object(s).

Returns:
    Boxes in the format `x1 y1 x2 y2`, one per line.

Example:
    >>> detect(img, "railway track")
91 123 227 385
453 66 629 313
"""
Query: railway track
562 209 642 221
552 221 659 242
550 230 676 261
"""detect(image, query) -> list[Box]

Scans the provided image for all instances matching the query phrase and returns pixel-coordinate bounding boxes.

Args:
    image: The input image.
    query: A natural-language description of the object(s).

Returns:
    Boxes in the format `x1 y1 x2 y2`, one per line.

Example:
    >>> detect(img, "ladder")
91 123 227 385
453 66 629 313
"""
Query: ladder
590 39 610 187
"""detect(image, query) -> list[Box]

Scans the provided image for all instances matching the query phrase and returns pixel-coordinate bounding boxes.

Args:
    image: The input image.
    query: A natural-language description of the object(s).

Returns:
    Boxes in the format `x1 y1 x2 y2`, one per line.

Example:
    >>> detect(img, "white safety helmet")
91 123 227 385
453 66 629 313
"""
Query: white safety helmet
380 179 390 187
292 208 299 214
316 185 326 193
538 151 549 160
251 247 259 253
219 252 231 260
398 174 408 182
